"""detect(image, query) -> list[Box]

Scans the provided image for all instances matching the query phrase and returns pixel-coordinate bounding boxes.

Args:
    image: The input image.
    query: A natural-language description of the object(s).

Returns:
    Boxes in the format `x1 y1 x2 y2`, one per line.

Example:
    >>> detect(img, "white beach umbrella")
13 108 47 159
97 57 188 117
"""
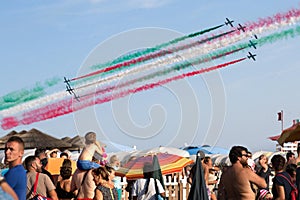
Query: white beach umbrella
140 146 190 158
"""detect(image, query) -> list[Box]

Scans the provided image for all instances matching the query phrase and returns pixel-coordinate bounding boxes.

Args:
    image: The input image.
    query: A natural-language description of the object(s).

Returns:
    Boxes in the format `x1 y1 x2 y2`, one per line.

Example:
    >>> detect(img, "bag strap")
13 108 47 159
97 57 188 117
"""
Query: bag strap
75 170 89 200
33 172 40 195
276 173 297 190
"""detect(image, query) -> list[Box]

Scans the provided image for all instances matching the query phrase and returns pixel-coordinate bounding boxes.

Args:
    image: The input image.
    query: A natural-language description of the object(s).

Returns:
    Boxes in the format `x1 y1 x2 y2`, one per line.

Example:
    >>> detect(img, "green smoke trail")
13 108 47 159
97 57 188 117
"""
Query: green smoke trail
73 29 234 86
0 77 60 111
2 26 300 112
90 24 225 71
77 25 300 91
257 25 300 46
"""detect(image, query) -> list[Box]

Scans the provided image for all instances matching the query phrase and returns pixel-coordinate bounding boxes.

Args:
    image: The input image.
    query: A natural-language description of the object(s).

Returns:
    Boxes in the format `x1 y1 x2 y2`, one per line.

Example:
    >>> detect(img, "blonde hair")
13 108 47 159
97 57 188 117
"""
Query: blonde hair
85 132 96 144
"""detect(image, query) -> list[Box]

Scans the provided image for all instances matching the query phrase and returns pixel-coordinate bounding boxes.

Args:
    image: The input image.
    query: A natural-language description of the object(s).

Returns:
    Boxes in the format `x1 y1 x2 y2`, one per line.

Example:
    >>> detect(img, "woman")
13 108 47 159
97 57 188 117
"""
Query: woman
56 159 75 200
271 154 296 200
204 156 218 200
109 155 122 200
256 154 272 189
92 166 118 200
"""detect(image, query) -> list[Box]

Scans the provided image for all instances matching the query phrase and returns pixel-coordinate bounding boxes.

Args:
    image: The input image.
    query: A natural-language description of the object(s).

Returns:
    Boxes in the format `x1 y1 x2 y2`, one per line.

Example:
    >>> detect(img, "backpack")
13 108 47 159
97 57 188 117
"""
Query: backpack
277 174 298 200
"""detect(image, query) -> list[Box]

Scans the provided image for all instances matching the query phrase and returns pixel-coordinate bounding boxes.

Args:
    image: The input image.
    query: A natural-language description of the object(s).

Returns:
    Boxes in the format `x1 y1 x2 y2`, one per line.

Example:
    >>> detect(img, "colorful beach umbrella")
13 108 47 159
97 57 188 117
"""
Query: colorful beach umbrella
116 153 193 180
120 146 189 164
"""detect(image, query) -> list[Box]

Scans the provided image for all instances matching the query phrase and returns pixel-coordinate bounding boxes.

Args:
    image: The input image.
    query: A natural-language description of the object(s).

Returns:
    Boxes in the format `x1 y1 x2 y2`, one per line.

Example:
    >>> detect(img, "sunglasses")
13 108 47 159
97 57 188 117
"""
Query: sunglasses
241 154 249 158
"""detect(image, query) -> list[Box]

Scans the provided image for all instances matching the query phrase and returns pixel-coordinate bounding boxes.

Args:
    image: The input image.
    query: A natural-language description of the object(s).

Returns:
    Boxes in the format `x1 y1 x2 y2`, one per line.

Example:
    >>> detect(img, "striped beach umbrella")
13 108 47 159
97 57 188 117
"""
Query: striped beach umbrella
115 153 193 180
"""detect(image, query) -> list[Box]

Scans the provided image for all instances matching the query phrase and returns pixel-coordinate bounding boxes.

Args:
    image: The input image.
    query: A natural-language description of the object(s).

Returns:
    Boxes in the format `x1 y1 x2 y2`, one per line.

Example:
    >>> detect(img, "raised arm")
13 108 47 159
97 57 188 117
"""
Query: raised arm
94 141 104 155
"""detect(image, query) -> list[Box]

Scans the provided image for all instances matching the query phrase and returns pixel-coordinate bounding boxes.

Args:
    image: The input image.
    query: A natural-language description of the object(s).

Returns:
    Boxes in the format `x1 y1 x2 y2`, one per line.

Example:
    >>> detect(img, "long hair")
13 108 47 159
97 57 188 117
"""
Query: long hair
93 166 109 181
60 159 72 180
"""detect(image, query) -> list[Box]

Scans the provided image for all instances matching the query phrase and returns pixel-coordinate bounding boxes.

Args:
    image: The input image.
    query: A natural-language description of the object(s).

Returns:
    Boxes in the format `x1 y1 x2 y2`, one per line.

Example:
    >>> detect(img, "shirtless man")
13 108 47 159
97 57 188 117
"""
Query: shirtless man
218 146 267 200
71 169 96 200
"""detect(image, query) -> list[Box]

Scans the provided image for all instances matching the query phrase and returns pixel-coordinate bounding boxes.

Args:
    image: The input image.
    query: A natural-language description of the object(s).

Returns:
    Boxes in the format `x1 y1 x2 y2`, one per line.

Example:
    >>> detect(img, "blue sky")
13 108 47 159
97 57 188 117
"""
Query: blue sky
1 0 300 153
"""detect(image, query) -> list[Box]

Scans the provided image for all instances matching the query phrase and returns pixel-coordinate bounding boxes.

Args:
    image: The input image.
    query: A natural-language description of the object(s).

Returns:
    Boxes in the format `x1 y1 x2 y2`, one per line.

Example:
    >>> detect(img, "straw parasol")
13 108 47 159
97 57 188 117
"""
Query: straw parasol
61 135 107 151
0 128 72 149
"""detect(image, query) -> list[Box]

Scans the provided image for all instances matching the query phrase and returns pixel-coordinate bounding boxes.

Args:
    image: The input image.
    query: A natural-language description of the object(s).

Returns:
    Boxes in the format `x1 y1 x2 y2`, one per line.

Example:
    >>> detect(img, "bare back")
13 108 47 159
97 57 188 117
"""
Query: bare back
71 169 96 199
78 143 102 161
220 165 266 200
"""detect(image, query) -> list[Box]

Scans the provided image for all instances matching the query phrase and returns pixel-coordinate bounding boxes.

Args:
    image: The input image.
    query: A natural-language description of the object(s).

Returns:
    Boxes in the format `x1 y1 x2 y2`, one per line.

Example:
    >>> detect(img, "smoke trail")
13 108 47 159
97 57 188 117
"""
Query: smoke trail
75 30 236 91
71 29 234 82
0 77 60 111
1 58 245 130
1 25 300 118
89 24 225 71
1 7 300 117
71 9 300 84
81 47 246 98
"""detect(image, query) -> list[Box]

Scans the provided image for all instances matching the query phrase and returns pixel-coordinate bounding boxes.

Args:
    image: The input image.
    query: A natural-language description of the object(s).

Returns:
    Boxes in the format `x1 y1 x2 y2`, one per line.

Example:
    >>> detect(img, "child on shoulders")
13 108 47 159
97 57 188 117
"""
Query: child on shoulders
77 132 107 171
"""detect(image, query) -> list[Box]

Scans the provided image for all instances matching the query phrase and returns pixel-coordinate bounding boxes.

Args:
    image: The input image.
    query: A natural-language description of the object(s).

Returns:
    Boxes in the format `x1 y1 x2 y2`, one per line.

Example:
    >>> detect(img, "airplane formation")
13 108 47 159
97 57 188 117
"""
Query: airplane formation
225 18 258 61
64 77 80 101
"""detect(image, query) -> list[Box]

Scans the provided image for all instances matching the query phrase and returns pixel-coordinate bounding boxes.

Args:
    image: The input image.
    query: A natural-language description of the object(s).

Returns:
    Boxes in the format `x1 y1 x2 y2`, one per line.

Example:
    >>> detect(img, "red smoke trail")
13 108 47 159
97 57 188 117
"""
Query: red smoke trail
1 57 246 130
71 8 300 83
71 30 235 82
220 8 300 40
246 8 300 30
79 47 246 97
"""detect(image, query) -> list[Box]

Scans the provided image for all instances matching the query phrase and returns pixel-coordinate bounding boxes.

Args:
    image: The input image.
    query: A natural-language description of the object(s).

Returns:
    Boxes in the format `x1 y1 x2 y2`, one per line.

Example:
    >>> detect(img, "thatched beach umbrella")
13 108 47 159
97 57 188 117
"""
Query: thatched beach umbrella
61 135 107 151
0 128 72 149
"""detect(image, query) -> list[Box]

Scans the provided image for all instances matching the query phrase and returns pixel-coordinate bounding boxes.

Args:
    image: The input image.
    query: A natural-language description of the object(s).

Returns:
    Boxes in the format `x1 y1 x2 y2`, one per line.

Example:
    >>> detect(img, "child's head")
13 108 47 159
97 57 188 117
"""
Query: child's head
85 132 96 144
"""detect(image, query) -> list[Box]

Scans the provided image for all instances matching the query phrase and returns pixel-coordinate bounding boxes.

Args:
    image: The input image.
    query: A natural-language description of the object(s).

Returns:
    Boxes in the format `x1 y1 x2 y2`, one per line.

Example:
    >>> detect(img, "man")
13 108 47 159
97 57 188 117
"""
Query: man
71 168 96 200
4 136 27 200
218 146 267 200
188 150 209 185
35 148 55 183
286 151 296 164
24 155 58 200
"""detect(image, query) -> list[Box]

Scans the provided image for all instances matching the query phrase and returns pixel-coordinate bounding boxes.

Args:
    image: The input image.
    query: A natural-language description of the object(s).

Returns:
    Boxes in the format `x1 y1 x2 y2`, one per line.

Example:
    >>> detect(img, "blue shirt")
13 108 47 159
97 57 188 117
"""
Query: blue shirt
4 164 27 200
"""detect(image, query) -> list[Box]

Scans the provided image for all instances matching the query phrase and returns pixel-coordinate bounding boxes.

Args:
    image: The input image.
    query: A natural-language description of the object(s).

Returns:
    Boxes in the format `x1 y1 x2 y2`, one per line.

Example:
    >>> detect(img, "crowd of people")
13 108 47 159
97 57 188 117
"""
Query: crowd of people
216 146 300 200
0 132 114 200
1 131 300 200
